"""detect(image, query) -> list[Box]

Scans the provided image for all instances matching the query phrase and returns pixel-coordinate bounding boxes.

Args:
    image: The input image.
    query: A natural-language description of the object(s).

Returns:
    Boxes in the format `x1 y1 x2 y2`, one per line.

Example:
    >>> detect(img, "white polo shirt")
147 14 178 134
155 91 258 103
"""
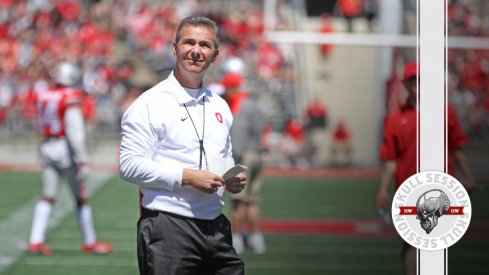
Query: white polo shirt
119 72 235 220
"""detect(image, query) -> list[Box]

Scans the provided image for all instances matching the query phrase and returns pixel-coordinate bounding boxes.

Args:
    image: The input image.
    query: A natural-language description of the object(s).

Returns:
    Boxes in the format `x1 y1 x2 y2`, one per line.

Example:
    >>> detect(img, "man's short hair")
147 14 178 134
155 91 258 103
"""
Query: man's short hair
175 16 219 48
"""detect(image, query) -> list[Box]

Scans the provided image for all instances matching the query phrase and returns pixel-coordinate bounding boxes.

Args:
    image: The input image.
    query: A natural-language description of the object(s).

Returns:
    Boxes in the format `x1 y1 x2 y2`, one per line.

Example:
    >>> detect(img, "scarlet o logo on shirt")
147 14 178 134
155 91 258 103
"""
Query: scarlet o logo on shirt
215 112 223 123
391 171 471 251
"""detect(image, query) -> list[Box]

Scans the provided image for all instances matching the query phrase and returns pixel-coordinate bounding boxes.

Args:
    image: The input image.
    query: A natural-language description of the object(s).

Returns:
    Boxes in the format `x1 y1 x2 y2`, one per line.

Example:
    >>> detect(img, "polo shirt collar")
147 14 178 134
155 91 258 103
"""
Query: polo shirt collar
167 71 212 105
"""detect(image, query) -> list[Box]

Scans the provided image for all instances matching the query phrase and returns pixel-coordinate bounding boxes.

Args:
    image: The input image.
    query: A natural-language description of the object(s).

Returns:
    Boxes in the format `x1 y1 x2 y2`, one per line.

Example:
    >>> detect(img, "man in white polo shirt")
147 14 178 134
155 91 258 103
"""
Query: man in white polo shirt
119 16 247 275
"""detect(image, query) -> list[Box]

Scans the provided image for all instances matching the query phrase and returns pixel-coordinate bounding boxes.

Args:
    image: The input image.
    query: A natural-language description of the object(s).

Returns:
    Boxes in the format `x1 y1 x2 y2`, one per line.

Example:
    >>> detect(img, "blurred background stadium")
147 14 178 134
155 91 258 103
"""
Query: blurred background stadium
0 0 488 274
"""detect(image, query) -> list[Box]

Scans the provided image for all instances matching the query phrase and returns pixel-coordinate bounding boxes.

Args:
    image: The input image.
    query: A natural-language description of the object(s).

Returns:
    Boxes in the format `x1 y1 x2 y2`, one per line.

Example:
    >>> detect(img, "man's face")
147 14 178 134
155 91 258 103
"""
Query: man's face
404 76 418 104
173 25 219 75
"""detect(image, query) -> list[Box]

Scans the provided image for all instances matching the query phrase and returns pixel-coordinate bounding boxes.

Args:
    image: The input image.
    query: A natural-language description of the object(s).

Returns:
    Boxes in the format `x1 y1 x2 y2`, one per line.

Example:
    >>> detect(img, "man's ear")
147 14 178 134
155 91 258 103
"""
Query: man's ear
172 43 177 56
212 49 219 63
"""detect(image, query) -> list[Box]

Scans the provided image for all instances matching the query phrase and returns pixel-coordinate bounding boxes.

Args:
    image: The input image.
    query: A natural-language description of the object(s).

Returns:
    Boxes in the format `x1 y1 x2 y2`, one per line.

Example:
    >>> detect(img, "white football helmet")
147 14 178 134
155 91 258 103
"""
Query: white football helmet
54 62 81 86
222 56 246 75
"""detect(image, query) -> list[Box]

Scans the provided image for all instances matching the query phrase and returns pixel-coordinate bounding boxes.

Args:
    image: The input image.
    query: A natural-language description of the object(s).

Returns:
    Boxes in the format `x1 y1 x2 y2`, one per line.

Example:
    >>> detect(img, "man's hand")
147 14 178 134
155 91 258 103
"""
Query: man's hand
376 160 395 212
224 172 247 194
375 189 389 210
182 169 224 194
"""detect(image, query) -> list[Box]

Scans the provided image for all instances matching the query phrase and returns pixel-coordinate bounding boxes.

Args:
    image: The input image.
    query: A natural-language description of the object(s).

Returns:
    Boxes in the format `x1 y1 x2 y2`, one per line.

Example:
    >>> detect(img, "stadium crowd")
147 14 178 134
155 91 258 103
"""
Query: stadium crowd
447 0 489 142
0 0 293 137
0 0 488 168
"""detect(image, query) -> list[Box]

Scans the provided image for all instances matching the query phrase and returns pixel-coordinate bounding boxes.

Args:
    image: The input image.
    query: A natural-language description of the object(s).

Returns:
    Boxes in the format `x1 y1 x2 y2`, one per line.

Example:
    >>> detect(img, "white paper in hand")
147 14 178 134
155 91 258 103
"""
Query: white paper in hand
222 164 248 180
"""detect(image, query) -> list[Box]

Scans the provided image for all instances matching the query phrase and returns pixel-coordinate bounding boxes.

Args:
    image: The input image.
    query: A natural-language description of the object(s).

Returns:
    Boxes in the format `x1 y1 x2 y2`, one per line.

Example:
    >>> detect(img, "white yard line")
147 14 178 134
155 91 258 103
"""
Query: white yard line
0 173 113 274
21 258 136 267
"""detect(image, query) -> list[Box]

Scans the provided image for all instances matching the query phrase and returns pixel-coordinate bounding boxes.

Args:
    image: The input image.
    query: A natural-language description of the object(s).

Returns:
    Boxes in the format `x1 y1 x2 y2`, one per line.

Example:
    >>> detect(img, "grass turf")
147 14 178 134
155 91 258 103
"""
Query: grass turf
0 171 487 274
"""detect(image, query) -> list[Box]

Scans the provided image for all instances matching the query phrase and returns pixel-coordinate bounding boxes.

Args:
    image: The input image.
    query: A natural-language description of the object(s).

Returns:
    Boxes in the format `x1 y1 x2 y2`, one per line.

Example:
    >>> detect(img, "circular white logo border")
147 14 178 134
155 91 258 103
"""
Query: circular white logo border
391 171 472 251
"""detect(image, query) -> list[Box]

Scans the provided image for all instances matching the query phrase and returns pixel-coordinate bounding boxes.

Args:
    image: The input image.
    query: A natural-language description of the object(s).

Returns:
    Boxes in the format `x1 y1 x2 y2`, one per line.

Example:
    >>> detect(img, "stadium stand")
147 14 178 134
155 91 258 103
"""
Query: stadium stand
0 0 488 170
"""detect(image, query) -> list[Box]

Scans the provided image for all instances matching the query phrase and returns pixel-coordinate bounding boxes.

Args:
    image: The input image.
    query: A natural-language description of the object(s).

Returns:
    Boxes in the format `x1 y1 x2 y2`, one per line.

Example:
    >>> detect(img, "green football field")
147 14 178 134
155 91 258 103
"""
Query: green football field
0 170 487 275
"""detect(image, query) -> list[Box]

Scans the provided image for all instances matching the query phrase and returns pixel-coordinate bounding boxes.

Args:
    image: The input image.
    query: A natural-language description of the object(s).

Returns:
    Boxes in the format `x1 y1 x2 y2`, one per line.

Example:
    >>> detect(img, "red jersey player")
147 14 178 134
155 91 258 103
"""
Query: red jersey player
28 62 112 255
375 61 478 275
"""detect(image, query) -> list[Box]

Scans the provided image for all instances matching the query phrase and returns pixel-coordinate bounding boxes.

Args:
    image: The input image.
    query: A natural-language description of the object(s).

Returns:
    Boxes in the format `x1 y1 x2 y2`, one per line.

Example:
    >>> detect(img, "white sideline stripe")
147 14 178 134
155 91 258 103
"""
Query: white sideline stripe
23 258 136 267
19 259 391 270
0 173 113 274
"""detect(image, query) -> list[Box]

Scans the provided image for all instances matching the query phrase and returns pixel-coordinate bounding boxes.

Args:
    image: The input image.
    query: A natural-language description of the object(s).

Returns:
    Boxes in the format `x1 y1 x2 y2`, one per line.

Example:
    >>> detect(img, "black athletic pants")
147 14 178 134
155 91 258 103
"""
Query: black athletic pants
137 208 244 275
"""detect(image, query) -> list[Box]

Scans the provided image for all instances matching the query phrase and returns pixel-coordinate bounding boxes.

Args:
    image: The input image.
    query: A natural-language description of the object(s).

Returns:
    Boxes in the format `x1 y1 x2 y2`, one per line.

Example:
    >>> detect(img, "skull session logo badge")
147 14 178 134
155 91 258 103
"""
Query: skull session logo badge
391 171 471 251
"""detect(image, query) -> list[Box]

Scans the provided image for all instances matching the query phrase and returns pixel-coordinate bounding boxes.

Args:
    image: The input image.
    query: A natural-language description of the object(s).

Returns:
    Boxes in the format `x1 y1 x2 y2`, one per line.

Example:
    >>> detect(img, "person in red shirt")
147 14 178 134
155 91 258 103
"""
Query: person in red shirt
305 96 328 130
304 96 328 166
337 0 363 32
318 13 334 60
330 118 352 167
280 117 306 168
221 72 249 114
375 61 478 275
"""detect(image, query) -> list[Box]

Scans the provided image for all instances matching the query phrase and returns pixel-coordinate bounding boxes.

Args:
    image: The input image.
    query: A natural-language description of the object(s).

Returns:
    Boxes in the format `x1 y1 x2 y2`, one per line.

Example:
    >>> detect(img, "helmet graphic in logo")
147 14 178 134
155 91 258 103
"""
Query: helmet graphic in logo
416 189 450 234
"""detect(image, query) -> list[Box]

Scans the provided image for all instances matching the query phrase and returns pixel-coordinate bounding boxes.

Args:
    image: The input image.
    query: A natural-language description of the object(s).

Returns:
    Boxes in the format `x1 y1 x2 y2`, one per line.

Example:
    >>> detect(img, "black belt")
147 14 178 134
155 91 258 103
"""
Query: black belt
140 207 222 224
140 207 160 218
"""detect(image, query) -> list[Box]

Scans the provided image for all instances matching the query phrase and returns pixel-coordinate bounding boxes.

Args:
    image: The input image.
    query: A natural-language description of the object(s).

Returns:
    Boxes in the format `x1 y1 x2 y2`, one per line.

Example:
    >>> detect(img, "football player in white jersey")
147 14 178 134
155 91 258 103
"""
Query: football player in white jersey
28 62 112 255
